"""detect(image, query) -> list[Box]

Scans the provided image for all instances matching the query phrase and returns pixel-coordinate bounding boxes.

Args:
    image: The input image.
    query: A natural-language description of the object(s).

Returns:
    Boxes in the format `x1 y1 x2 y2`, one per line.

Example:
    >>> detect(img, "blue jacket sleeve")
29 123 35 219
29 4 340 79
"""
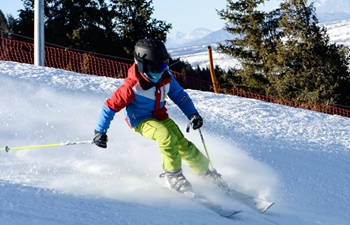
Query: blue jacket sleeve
95 104 116 133
167 71 198 119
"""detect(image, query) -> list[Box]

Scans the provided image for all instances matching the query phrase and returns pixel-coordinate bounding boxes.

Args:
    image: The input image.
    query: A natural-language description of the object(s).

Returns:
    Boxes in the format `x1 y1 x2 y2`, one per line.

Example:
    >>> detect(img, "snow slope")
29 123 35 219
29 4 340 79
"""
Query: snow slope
1 60 350 225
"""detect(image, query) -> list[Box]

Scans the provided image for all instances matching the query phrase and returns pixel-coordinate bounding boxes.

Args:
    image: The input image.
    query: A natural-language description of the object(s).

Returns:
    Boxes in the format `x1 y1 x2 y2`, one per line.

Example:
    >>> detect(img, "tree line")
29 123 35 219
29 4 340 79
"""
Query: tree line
1 0 349 108
217 0 350 107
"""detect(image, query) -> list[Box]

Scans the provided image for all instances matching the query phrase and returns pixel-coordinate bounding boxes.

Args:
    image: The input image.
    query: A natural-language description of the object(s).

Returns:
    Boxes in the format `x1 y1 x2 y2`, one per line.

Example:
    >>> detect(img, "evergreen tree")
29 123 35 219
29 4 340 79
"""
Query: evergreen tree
0 10 9 37
12 0 171 59
0 10 18 38
43 0 122 56
217 0 350 107
12 0 35 42
216 0 281 94
272 0 350 105
110 0 172 55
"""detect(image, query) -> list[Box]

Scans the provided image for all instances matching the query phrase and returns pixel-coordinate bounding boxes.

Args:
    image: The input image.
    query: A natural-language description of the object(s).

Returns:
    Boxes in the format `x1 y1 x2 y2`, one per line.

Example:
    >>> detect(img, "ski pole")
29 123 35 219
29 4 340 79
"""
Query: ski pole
0 140 93 153
198 128 214 170
186 119 215 170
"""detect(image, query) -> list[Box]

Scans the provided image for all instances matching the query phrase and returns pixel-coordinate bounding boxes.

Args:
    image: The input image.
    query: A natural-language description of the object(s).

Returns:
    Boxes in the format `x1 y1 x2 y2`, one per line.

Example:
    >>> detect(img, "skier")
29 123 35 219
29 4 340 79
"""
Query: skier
93 38 222 193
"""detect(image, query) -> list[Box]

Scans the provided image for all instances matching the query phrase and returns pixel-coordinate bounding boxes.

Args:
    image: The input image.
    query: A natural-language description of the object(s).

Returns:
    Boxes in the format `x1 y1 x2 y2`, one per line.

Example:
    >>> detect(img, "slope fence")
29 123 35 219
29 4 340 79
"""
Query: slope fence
1 37 349 118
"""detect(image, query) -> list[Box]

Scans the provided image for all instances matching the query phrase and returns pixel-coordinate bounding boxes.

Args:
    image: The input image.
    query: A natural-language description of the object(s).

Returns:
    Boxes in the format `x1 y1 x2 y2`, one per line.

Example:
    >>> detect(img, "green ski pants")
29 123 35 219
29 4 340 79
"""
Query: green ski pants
133 118 209 174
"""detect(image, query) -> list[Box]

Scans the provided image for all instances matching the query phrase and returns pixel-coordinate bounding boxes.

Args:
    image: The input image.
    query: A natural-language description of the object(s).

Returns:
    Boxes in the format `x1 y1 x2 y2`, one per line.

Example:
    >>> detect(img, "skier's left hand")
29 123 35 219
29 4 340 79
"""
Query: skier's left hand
93 130 108 148
190 114 203 130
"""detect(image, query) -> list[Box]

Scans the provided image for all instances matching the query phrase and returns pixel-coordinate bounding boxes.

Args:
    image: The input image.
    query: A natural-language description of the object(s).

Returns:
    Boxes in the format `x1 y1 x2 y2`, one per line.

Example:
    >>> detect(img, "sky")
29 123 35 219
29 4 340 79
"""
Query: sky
0 0 281 33
1 56 350 224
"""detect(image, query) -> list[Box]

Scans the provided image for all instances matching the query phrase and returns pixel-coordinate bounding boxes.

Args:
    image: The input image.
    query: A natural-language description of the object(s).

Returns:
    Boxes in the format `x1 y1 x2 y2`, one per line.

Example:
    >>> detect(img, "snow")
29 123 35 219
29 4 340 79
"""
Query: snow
1 60 350 225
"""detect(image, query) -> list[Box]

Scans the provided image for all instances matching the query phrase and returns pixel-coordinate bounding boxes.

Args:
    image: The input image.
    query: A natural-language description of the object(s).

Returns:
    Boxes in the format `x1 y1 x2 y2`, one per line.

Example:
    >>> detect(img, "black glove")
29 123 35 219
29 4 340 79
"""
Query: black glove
190 114 203 130
93 130 108 148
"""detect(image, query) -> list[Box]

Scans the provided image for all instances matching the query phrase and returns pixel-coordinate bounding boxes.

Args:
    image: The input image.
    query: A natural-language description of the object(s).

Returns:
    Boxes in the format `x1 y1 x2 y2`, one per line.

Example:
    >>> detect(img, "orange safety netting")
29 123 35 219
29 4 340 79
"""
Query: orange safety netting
1 37 349 118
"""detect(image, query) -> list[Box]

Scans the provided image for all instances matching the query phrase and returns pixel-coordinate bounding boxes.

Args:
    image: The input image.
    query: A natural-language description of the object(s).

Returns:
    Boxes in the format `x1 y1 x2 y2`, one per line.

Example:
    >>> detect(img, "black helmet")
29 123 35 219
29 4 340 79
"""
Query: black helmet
134 38 169 73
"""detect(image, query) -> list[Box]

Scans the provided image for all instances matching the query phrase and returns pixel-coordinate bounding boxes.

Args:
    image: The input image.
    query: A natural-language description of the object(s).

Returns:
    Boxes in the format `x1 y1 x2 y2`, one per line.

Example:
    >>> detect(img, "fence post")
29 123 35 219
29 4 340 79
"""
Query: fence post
207 46 218 93
34 0 45 66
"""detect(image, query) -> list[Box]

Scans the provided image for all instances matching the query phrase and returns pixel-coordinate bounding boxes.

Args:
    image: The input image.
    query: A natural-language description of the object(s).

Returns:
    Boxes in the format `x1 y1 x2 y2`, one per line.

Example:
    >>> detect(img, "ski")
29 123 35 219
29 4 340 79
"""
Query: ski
218 185 274 213
204 169 274 213
183 190 243 218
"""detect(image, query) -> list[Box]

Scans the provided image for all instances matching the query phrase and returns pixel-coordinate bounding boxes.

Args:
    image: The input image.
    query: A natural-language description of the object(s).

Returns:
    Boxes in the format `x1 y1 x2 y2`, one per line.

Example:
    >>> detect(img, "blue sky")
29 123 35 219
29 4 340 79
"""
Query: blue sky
1 0 280 33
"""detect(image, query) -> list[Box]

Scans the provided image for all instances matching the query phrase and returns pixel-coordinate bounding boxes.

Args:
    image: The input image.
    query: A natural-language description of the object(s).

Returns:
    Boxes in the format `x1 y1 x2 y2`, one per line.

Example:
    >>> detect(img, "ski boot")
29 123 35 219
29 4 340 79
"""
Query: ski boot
202 169 228 188
160 168 193 193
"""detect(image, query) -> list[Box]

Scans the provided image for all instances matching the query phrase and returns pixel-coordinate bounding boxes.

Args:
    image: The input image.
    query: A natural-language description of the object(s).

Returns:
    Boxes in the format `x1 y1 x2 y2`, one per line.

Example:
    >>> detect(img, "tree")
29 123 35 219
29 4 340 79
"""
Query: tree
0 10 9 37
0 10 18 38
110 0 172 55
12 0 171 59
272 0 350 105
217 0 350 107
216 0 281 94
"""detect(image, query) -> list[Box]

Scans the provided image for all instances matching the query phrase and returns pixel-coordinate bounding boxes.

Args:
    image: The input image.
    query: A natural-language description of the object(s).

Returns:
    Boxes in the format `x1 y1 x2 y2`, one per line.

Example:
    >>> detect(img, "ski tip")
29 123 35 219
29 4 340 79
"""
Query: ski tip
233 210 244 215
224 210 243 218
259 202 275 213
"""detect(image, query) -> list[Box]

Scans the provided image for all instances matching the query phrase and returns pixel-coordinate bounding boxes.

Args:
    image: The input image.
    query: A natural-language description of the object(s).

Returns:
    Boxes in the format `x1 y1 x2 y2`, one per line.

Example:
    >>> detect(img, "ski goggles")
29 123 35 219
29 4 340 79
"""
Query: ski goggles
148 59 169 74
144 60 169 83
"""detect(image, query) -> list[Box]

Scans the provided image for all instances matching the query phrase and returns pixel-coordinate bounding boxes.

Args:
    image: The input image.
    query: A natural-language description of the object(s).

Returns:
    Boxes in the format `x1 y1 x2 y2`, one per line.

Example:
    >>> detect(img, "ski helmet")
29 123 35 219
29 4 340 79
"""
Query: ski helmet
134 38 170 74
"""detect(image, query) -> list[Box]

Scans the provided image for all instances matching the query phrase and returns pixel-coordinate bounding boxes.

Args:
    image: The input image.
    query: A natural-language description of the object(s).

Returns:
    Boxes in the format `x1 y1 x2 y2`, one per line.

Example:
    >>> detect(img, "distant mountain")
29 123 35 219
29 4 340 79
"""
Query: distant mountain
166 28 238 48
313 0 350 22
184 29 238 47
317 12 350 23
166 28 213 48
313 0 350 13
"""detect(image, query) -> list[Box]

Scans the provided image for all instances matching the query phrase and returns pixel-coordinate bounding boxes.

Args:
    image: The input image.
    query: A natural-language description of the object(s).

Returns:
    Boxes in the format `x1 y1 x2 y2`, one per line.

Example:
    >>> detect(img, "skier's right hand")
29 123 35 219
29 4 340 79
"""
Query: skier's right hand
93 130 108 148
